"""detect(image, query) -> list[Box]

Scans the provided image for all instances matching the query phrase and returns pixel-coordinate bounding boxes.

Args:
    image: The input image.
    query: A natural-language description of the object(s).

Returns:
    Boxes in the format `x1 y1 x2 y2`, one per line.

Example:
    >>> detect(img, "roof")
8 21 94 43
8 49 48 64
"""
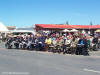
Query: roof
12 29 36 35
35 24 100 29
7 26 16 30
36 24 72 29
16 27 34 30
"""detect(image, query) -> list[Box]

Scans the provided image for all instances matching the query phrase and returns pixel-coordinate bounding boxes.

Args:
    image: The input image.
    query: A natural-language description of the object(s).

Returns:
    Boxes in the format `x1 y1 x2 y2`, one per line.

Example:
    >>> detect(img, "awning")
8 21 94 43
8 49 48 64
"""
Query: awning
70 29 78 32
95 29 100 32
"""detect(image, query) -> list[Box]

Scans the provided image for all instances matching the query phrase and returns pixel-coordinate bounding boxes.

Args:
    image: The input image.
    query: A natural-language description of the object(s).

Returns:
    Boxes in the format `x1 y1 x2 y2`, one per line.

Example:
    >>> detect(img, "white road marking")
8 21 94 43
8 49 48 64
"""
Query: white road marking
83 68 100 74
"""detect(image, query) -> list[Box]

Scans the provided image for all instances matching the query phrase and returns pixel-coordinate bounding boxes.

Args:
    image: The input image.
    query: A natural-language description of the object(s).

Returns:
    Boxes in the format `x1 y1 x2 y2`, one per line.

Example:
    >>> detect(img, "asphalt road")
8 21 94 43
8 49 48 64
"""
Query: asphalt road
0 42 100 75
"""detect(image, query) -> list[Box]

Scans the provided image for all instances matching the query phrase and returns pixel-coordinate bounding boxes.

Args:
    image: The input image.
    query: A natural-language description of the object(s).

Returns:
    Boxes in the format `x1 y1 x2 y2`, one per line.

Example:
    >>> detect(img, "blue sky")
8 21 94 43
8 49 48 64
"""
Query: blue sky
0 0 100 27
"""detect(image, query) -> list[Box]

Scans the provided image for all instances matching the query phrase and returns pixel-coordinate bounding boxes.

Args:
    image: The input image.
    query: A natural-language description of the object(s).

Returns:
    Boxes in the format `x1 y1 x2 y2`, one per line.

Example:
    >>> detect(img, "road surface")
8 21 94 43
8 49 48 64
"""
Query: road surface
0 42 100 75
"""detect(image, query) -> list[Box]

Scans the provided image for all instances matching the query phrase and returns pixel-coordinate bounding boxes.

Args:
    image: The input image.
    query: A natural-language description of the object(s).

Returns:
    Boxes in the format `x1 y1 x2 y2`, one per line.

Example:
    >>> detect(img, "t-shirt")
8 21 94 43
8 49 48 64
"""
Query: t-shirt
51 37 55 41
80 40 84 45
45 38 52 45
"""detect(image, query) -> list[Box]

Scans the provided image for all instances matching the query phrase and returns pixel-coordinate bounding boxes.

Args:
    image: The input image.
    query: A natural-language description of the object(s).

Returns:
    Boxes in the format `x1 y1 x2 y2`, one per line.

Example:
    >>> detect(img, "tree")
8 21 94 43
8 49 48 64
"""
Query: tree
66 21 69 25
90 21 93 26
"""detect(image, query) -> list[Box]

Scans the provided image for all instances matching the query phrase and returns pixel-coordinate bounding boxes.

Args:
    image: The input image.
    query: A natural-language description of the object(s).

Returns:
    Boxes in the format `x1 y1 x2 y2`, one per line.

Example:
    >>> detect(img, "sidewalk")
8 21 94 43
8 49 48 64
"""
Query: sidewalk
89 50 100 56
0 42 5 48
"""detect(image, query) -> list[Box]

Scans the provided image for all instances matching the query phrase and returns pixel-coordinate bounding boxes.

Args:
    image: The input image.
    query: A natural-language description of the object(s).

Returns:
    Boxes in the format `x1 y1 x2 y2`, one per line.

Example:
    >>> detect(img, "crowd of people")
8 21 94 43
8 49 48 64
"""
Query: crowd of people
5 31 100 56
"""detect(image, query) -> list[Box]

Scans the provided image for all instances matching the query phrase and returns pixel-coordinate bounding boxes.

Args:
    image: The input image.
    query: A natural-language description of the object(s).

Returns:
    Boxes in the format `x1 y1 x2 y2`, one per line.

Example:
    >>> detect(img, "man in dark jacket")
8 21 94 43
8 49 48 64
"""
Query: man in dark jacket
38 35 46 51
93 36 98 44
92 36 98 51
76 36 89 55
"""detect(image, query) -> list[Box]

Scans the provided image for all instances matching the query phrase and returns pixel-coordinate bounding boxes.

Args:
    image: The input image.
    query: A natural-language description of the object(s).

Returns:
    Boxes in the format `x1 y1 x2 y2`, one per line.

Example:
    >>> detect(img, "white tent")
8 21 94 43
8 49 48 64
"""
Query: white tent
62 29 69 32
95 29 100 32
70 29 78 32
0 22 8 32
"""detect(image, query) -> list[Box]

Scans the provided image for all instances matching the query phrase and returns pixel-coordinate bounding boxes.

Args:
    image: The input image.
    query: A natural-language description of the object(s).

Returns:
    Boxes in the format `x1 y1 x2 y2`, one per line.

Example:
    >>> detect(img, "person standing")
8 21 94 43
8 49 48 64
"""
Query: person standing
70 36 78 54
92 36 98 51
